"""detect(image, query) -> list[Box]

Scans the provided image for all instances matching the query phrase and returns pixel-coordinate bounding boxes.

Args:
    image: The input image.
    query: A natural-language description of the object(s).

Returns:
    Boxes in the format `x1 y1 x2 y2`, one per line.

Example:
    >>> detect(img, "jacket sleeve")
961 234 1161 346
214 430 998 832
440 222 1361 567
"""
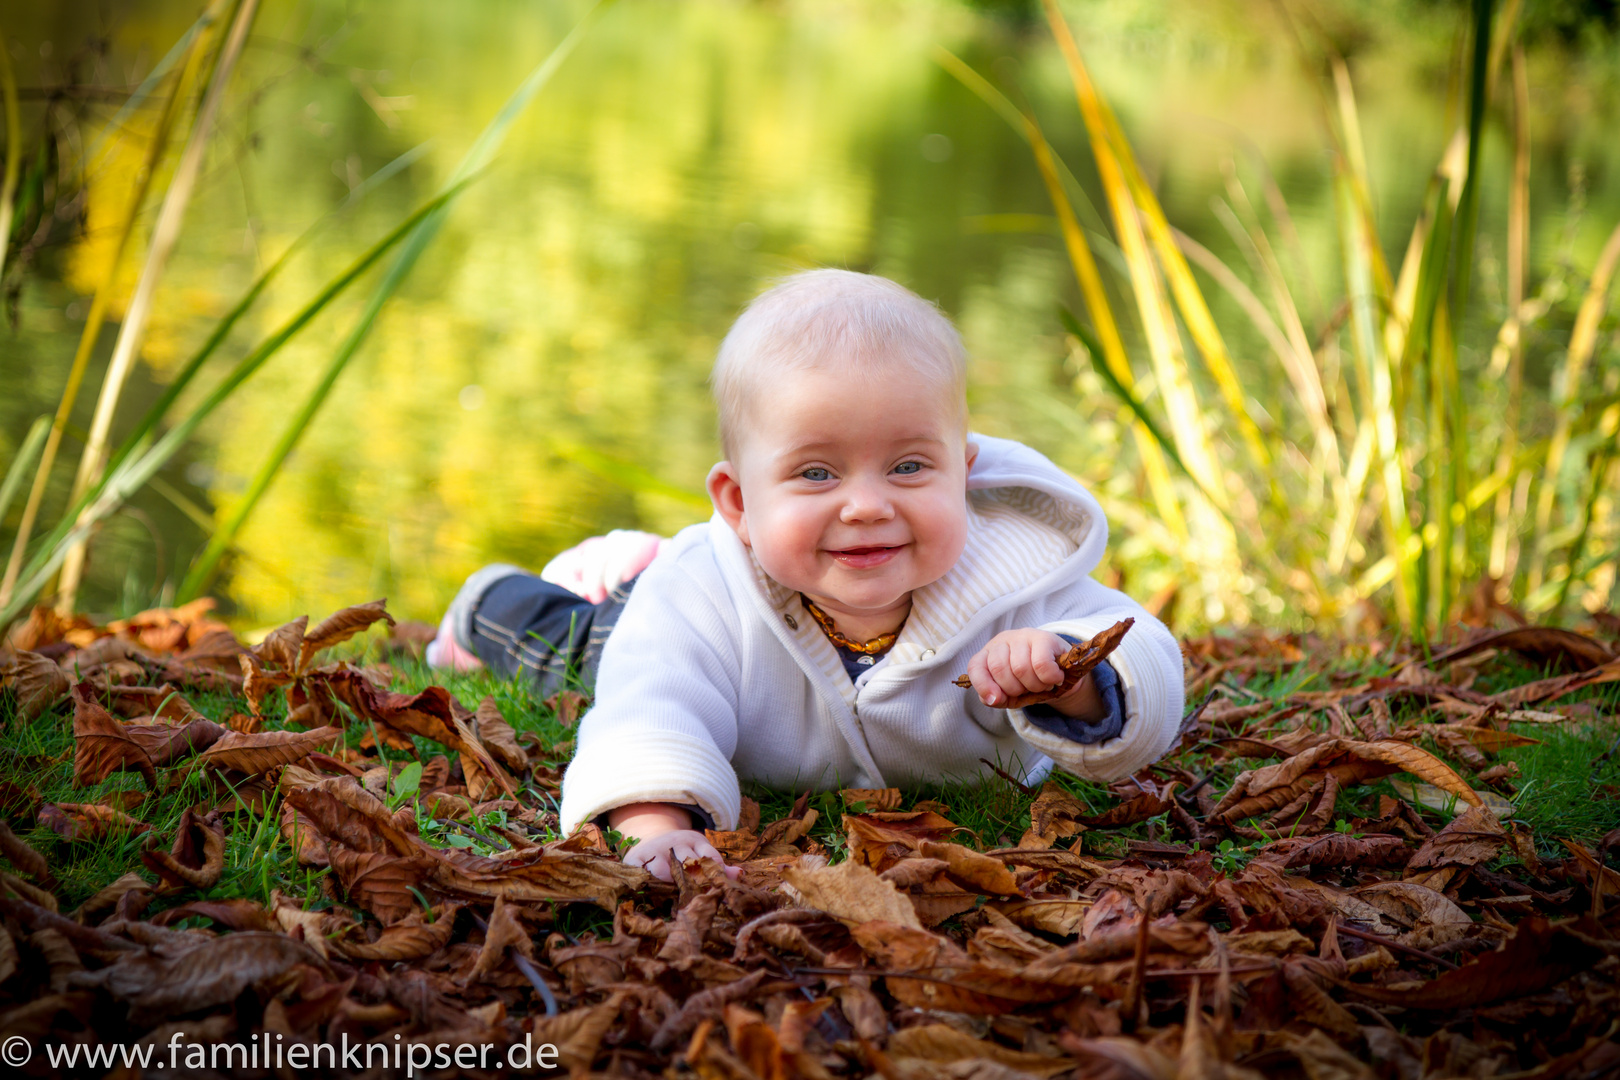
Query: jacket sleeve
558 553 746 833
1007 579 1185 782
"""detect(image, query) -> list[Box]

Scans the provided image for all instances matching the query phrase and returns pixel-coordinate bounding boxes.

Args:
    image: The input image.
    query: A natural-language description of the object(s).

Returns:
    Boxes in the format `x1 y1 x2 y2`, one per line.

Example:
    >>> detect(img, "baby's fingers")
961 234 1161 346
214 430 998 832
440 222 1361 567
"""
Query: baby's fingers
1027 638 1067 688
639 851 675 882
674 839 743 881
967 648 1009 706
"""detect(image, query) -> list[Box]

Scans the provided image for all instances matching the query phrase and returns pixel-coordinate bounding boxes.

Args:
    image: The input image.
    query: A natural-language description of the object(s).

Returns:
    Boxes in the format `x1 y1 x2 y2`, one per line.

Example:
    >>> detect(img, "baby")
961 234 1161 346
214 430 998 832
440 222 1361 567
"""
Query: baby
432 270 1185 880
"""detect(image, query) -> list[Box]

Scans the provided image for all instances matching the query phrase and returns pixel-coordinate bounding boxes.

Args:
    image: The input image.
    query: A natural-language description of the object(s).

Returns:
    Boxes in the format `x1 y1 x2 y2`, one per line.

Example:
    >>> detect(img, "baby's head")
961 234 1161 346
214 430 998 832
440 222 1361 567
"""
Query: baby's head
705 270 978 622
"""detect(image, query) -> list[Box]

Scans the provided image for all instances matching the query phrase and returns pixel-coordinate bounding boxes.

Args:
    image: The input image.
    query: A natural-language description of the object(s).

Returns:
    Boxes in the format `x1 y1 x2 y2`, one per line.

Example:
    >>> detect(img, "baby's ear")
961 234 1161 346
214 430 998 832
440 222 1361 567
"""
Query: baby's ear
964 440 980 472
706 461 750 546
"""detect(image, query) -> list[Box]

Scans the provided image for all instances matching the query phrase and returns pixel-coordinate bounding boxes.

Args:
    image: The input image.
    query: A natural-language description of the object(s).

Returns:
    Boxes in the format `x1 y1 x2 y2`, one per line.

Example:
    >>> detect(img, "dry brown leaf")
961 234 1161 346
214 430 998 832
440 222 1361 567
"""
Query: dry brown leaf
1081 782 1182 829
844 810 961 870
38 802 151 841
70 684 156 789
849 919 956 970
917 840 1021 896
297 599 395 673
1021 781 1088 848
149 898 276 932
1352 740 1482 806
1406 804 1505 873
74 872 154 922
74 930 328 1026
988 898 1089 938
783 860 923 928
529 994 624 1073
657 889 719 967
253 616 308 674
122 717 226 767
473 696 527 774
543 688 591 728
1444 726 1541 753
238 651 294 716
429 844 649 909
1350 881 1472 948
0 818 53 886
8 651 69 722
839 787 903 811
1342 916 1607 1011
1214 738 1479 824
468 895 534 982
327 845 437 925
888 1023 1073 1077
340 903 460 960
1424 626 1615 671
141 809 225 892
195 725 342 776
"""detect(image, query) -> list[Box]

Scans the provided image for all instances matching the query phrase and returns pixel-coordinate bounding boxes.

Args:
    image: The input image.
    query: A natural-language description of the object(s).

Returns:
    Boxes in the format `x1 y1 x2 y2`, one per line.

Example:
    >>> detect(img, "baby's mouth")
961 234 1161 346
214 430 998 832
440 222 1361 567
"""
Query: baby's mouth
828 545 904 569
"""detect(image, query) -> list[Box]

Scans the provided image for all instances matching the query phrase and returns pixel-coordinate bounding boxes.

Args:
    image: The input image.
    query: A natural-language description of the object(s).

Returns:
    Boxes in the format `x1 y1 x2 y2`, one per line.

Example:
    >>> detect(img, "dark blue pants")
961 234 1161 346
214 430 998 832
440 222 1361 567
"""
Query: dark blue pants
464 572 634 696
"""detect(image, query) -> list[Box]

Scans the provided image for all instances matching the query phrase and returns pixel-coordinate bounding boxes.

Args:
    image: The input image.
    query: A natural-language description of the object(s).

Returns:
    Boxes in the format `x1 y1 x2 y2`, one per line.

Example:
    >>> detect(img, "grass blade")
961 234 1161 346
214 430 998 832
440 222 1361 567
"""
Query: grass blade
0 23 21 283
1529 218 1620 593
1335 167 1416 623
1040 0 1227 513
1490 44 1532 584
935 45 1188 541
176 1 612 601
1173 225 1340 477
58 0 259 613
1059 305 1229 515
100 140 433 494
0 179 471 629
0 416 49 529
0 14 215 611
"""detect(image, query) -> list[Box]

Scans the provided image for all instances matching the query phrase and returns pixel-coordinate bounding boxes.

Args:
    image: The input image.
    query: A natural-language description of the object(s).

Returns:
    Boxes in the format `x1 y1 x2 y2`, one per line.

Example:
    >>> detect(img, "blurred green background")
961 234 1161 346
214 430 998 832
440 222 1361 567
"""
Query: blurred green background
3 0 1619 634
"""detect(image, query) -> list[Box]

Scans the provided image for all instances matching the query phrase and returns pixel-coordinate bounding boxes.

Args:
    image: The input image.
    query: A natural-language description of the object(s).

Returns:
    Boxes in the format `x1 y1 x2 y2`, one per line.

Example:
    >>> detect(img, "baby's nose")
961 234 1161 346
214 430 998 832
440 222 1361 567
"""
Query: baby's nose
839 477 894 521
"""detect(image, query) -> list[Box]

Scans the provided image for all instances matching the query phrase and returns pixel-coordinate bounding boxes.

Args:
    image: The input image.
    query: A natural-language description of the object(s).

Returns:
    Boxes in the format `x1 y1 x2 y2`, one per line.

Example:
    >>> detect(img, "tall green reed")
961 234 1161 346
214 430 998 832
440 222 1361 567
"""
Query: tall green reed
0 1 608 630
946 0 1620 634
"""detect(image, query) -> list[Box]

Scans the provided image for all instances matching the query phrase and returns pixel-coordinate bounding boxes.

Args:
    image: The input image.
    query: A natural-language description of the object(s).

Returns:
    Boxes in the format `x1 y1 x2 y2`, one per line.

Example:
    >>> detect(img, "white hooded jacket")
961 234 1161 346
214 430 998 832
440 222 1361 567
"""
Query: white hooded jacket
558 434 1185 832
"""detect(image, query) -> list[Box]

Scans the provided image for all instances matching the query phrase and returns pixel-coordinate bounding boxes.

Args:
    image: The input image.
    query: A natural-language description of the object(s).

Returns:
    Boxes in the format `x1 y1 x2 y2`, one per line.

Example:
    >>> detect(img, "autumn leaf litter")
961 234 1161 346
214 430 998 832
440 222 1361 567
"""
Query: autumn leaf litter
0 601 1619 1077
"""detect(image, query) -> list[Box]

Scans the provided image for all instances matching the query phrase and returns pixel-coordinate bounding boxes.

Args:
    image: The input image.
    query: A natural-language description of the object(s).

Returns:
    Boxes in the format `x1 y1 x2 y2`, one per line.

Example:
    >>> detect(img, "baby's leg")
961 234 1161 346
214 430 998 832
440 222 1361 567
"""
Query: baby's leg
430 531 664 692
470 570 633 694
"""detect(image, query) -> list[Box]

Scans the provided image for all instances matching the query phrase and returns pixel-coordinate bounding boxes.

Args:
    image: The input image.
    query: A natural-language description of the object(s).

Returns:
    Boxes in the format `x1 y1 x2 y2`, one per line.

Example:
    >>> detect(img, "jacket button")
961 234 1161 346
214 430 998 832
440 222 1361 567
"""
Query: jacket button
784 613 798 629
920 649 935 660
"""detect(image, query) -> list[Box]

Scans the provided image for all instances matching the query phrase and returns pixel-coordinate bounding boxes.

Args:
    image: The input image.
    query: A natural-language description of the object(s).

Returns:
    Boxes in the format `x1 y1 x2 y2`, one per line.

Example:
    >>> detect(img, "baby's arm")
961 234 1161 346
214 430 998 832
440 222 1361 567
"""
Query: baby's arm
611 802 740 883
976 581 1184 782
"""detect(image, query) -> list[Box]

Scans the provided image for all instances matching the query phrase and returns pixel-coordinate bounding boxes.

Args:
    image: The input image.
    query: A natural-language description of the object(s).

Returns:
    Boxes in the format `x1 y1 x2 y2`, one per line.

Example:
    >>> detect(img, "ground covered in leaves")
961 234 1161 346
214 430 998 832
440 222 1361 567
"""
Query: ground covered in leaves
3 599 1620 1078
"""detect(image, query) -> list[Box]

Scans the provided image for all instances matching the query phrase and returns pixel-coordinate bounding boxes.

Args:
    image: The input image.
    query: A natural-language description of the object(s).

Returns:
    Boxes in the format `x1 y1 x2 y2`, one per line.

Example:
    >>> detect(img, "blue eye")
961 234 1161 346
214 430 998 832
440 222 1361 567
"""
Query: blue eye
893 461 922 475
801 467 832 482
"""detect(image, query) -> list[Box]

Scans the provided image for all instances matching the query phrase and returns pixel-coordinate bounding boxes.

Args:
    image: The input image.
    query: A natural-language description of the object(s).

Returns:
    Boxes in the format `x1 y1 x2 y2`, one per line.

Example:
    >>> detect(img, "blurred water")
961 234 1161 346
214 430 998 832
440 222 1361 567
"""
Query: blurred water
2 0 1617 629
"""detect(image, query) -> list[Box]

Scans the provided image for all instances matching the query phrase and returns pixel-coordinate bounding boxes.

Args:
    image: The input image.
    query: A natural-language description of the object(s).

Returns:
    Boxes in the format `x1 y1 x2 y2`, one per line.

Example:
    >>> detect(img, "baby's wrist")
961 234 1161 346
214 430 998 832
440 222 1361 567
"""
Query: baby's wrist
609 802 694 843
1043 672 1106 721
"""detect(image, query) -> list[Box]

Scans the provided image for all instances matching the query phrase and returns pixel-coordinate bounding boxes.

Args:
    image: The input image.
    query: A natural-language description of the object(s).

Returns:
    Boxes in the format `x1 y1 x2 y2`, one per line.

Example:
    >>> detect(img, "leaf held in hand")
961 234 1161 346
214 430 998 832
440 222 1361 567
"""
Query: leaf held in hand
953 618 1134 710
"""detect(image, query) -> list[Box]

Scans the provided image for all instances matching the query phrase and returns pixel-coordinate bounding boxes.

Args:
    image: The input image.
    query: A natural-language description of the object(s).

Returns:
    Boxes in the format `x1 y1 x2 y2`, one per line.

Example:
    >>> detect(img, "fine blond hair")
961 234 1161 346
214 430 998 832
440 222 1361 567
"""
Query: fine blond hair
711 269 968 457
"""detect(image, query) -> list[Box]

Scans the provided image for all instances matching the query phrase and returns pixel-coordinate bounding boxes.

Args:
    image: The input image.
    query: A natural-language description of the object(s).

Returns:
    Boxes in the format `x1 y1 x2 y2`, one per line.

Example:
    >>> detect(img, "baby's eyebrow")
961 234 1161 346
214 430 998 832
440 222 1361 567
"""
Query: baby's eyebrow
774 435 951 459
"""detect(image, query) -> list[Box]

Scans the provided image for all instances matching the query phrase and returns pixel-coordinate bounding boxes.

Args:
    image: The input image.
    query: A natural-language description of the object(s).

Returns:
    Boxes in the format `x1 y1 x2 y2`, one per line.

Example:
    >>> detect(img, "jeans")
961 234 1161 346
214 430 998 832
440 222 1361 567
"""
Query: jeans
450 565 635 697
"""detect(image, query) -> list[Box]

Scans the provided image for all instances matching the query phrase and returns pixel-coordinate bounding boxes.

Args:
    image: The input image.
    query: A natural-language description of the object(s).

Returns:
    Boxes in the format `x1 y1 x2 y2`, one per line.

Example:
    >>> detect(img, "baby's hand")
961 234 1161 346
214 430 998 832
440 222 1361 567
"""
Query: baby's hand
623 829 741 883
966 628 1074 708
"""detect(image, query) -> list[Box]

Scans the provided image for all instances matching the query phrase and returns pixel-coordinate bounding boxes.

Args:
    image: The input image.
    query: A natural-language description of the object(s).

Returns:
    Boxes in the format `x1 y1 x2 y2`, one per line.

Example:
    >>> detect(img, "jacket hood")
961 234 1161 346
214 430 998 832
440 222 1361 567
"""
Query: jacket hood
965 432 1109 576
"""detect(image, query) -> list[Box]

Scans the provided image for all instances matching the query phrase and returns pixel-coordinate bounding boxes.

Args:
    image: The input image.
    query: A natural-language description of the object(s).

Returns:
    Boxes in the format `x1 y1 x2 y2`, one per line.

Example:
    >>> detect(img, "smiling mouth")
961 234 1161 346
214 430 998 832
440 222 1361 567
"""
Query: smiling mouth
828 545 904 568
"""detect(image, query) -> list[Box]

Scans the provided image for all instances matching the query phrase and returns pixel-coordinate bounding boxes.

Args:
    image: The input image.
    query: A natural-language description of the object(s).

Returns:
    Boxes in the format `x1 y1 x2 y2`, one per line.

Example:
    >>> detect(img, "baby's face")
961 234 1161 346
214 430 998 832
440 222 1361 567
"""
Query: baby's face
708 362 975 622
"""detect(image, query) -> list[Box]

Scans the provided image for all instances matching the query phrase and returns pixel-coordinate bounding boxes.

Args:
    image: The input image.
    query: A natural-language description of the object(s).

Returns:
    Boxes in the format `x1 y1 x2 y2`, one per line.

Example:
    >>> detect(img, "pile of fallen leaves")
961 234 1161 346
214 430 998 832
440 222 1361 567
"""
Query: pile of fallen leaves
1 600 1619 1078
